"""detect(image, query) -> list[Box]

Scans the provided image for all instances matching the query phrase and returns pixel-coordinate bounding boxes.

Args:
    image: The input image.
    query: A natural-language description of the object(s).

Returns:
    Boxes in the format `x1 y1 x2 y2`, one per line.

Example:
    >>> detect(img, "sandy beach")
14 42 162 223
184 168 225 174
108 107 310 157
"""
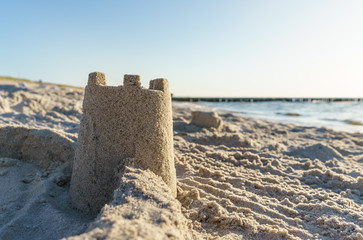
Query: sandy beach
0 80 362 240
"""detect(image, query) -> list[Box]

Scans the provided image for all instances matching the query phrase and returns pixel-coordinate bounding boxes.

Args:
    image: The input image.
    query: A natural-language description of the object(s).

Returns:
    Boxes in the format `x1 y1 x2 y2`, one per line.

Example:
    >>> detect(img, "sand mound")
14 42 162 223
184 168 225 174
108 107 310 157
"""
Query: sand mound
191 111 223 130
68 167 198 240
287 143 343 161
194 132 258 148
0 125 75 168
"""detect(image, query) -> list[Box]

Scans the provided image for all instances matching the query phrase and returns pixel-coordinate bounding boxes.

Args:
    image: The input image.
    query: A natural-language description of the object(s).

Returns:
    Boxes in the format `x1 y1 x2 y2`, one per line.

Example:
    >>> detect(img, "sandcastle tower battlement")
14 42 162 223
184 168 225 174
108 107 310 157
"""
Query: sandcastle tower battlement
70 72 176 213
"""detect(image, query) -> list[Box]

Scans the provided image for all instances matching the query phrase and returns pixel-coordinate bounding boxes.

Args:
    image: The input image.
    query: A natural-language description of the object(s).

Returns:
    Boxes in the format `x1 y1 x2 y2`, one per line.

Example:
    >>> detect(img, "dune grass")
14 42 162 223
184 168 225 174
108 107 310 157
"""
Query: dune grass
0 76 33 83
0 75 83 90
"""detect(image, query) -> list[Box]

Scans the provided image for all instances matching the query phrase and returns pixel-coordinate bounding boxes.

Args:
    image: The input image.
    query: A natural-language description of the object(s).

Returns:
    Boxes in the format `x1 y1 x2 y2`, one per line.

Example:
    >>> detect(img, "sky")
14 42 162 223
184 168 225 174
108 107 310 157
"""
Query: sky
1 0 363 97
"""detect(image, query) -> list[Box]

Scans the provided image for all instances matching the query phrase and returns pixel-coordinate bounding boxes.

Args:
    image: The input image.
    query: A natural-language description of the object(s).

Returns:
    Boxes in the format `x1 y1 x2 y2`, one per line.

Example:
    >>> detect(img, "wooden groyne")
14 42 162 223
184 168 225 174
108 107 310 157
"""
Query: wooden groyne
172 97 363 103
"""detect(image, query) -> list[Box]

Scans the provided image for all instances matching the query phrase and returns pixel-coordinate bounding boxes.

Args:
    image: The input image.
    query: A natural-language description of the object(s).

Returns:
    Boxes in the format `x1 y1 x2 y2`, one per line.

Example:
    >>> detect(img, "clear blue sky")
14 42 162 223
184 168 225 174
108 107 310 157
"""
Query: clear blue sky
1 0 362 97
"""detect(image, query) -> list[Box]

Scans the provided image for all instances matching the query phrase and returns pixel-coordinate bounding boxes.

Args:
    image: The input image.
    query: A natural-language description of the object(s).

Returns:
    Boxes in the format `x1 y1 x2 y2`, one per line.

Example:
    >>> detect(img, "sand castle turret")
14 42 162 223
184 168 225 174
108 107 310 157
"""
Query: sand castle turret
69 72 176 213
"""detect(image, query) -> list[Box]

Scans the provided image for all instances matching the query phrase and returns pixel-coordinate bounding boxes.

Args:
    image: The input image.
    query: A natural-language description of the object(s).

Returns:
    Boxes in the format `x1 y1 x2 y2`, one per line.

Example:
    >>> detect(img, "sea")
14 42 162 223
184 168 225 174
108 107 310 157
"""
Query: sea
177 100 363 133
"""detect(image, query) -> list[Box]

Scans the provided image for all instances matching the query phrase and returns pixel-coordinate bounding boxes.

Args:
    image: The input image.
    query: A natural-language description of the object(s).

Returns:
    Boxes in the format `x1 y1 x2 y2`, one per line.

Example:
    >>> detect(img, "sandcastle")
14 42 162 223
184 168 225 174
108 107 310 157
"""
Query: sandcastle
69 72 176 213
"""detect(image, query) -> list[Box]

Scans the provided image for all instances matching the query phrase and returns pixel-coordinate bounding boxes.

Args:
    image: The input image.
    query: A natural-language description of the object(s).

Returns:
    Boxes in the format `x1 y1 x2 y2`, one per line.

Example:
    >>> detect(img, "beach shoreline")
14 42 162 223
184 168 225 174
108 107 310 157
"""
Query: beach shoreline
0 81 362 239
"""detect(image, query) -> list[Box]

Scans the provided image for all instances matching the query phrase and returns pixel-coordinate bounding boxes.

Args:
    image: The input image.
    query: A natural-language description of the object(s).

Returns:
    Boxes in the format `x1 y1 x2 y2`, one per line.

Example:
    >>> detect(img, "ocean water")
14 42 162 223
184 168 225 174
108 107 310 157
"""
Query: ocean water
194 101 363 133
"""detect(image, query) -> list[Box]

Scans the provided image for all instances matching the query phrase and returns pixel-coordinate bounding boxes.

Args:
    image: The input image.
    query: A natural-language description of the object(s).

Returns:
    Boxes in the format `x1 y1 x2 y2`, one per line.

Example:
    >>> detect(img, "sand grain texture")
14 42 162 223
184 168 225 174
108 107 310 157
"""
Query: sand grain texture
191 111 224 130
70 73 176 213
66 167 197 240
0 81 362 240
